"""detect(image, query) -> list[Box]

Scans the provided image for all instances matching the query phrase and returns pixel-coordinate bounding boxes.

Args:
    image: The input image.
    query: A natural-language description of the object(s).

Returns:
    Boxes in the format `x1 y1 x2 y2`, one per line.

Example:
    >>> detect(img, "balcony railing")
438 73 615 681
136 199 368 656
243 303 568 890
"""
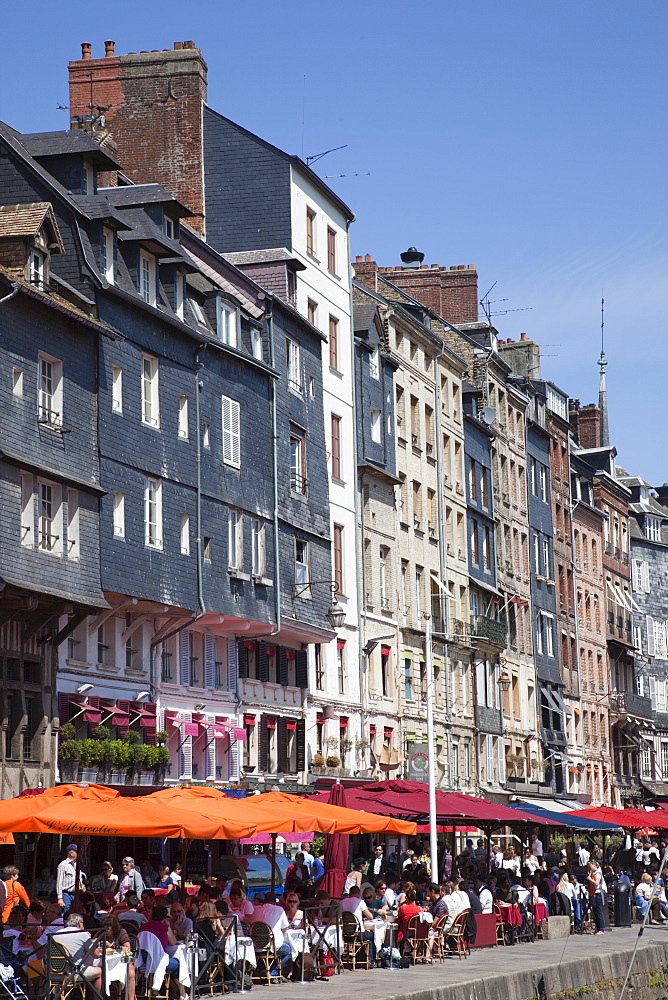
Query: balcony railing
472 615 507 647
611 691 653 721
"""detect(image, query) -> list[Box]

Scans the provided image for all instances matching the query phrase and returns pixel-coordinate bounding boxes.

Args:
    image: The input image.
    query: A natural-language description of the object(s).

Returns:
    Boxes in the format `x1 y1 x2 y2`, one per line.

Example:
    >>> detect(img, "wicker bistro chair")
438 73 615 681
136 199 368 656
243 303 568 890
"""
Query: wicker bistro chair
340 911 369 971
405 914 431 964
135 949 171 1000
249 920 283 985
444 911 470 960
45 936 106 1000
429 914 448 962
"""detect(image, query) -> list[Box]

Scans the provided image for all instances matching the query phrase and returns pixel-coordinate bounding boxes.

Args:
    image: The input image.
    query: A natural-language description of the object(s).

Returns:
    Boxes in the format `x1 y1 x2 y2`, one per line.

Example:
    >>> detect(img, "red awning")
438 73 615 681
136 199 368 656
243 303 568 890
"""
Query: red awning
266 717 277 729
286 649 296 660
381 645 391 656
339 717 349 729
70 700 102 725
243 714 256 726
384 727 393 740
266 645 276 656
337 640 346 650
286 721 297 731
164 711 180 726
316 713 324 724
369 724 376 736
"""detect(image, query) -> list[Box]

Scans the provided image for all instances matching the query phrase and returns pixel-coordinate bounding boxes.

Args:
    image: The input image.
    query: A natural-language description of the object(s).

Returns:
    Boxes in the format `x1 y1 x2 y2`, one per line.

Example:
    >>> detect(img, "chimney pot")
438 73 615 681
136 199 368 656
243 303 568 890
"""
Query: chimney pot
364 254 371 263
104 40 115 57
355 256 362 263
520 332 528 341
184 40 196 48
431 264 439 268
174 42 183 49
420 264 428 269
81 42 92 60
449 266 456 271
506 338 514 343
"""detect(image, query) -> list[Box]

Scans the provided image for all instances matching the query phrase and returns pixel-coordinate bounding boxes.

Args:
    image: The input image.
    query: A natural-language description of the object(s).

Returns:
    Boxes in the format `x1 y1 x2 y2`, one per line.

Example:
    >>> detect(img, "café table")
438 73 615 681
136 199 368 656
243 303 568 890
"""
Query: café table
105 950 131 998
154 885 199 896
283 928 308 962
166 943 191 988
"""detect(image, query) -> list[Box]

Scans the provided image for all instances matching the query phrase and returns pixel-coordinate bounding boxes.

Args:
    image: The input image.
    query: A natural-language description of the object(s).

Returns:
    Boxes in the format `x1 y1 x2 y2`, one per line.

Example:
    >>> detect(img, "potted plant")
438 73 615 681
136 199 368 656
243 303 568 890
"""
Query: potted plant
311 751 325 773
108 740 133 784
58 736 80 783
78 738 103 782
155 731 168 746
130 743 154 784
325 755 341 770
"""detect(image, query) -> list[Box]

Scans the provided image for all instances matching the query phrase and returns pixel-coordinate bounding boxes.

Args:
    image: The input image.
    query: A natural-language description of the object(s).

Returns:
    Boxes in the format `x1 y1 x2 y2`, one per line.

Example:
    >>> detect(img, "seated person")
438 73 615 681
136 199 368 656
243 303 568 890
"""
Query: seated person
426 883 449 919
227 885 254 922
169 901 193 941
117 892 147 929
139 904 187 1000
472 877 494 914
50 912 103 994
102 915 136 1000
340 887 378 964
396 888 421 955
156 866 174 891
370 879 390 915
35 867 56 899
195 901 225 946
251 891 291 976
282 892 304 929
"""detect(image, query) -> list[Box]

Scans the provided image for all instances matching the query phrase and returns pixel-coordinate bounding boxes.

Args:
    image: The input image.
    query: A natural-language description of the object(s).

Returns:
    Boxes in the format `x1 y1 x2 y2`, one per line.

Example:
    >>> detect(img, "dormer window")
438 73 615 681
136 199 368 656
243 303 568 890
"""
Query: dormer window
164 217 177 240
101 228 114 284
139 250 156 305
217 299 238 348
29 249 46 288
646 517 661 542
190 297 207 327
82 160 95 195
175 273 185 321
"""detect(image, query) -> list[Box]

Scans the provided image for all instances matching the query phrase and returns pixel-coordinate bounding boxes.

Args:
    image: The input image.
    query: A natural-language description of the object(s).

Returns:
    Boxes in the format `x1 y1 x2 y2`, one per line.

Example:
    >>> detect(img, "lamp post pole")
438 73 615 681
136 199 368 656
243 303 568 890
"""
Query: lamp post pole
424 613 438 876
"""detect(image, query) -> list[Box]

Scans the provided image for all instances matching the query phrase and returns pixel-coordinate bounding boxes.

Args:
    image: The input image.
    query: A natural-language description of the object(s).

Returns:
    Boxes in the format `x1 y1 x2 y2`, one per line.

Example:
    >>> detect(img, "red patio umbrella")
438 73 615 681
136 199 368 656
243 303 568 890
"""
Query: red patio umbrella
320 783 349 900
565 806 668 829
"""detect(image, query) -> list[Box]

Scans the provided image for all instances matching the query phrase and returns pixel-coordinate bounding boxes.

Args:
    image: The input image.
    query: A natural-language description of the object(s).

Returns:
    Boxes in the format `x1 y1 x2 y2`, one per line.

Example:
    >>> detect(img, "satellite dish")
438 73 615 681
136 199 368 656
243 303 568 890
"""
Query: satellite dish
481 407 497 425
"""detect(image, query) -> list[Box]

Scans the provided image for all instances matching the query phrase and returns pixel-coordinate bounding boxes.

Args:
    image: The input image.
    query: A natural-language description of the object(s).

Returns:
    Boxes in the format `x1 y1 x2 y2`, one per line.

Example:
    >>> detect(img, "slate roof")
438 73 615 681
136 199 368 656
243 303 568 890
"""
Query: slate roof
223 247 306 270
99 183 193 217
21 130 121 169
115 208 184 255
70 195 133 229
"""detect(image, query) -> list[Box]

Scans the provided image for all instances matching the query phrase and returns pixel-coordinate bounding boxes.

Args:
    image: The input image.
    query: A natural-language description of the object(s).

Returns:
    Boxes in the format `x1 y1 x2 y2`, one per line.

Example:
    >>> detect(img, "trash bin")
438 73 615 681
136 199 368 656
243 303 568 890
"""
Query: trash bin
613 880 632 927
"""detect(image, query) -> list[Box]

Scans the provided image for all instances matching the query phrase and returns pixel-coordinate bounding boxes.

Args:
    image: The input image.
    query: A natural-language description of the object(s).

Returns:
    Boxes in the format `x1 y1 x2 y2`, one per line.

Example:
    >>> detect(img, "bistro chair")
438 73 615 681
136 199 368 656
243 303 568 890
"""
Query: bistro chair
135 950 171 1000
340 912 369 971
249 921 281 985
429 914 448 962
44 936 105 1000
405 914 430 964
493 904 507 946
445 911 470 960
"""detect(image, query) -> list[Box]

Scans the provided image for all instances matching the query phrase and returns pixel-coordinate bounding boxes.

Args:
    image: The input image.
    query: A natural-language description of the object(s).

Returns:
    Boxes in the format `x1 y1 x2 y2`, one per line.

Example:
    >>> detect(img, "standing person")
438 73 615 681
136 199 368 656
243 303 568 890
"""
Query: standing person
523 848 539 873
310 847 325 883
56 844 85 915
285 853 310 891
577 842 591 867
117 858 145 904
299 843 314 875
343 859 365 895
1 866 30 923
441 847 453 882
367 844 385 878
169 862 182 886
531 832 544 861
587 860 605 934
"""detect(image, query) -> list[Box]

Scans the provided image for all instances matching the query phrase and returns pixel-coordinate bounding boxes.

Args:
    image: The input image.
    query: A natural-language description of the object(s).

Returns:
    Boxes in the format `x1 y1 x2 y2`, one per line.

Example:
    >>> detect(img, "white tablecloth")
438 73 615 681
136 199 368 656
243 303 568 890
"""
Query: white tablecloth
104 953 129 996
166 943 191 988
223 935 257 969
283 928 308 961
363 919 390 953
310 924 342 954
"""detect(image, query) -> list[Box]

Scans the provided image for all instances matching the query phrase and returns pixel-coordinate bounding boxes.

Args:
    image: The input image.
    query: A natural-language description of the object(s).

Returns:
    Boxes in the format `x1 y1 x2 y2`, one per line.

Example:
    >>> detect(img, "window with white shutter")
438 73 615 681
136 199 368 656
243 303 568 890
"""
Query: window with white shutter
227 638 238 693
641 561 651 593
222 396 241 468
647 616 656 656
486 734 494 783
655 621 667 659
229 730 241 782
179 711 192 779
497 738 506 784
204 634 216 690
649 676 657 708
180 631 192 686
632 559 642 592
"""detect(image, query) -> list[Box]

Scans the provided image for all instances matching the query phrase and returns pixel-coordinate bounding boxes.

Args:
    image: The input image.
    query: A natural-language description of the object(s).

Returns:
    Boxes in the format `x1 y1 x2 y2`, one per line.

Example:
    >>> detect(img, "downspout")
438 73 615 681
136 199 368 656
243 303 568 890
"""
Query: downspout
267 304 282 639
0 282 20 307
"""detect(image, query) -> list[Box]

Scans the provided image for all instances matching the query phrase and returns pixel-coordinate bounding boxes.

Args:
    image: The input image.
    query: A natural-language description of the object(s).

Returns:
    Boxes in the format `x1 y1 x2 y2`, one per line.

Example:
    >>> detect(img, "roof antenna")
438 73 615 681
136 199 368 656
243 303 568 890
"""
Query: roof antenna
306 144 347 166
598 293 610 447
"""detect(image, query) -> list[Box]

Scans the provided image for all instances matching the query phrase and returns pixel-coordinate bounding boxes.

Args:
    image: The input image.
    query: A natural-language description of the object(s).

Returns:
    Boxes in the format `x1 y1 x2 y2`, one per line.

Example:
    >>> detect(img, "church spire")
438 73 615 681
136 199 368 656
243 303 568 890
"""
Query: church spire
598 296 609 447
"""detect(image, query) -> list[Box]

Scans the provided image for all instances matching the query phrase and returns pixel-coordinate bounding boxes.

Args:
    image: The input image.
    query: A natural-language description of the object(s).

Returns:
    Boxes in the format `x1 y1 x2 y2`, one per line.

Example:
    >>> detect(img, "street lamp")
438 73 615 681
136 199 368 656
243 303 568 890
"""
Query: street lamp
325 597 346 629
498 671 511 693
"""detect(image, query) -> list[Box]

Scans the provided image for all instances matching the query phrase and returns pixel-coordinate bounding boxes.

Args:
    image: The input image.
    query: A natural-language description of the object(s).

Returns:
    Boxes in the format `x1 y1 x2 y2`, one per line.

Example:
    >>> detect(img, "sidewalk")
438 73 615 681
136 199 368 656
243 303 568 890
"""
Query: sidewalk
261 925 668 1000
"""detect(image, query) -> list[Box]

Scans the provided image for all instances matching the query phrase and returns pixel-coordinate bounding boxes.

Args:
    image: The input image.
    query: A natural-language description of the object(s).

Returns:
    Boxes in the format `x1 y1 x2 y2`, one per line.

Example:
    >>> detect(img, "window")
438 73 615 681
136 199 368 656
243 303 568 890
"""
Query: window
327 227 337 273
483 525 491 571
228 509 244 570
180 513 190 555
113 492 125 538
252 518 266 577
83 160 95 195
20 472 34 548
337 641 345 694
102 228 114 283
203 537 212 562
306 208 316 255
333 524 344 595
331 415 342 480
190 296 207 327
646 517 662 542
415 567 423 619
178 395 189 439
12 368 23 397
471 519 480 564
379 547 389 608
481 469 489 508
405 658 413 701
29 249 45 287
369 343 380 379
250 329 263 360
221 395 241 467
144 476 162 549
539 463 548 502
217 300 238 348
141 354 159 427
37 479 62 554
38 353 63 426
290 431 306 494
111 365 123 413
295 539 309 593
329 316 339 371
202 423 210 449
370 407 381 443
542 537 551 578
307 299 318 326
469 457 477 502
67 489 79 560
138 251 156 305
315 645 324 690
164 216 176 240
174 273 184 320
287 337 302 393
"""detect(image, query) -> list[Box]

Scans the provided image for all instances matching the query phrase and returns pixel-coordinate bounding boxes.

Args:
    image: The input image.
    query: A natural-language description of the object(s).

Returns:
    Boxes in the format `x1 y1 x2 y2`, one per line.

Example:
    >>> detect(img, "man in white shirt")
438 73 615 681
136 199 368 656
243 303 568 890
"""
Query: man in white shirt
577 843 590 867
51 913 102 992
37 904 64 947
491 844 503 869
531 834 544 859
56 845 85 915
251 892 291 976
473 877 494 914
299 844 314 874
340 888 377 963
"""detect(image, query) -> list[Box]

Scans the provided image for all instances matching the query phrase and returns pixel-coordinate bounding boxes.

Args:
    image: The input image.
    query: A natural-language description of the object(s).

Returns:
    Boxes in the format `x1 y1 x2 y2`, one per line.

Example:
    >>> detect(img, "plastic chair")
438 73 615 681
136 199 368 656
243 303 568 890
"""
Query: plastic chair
340 912 369 971
405 914 431 963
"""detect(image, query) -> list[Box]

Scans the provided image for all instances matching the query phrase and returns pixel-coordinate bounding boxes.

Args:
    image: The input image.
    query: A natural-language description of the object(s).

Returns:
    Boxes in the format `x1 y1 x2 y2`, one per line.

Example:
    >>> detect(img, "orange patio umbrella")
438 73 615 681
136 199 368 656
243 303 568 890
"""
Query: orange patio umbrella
146 785 339 835
0 783 258 840
249 790 417 836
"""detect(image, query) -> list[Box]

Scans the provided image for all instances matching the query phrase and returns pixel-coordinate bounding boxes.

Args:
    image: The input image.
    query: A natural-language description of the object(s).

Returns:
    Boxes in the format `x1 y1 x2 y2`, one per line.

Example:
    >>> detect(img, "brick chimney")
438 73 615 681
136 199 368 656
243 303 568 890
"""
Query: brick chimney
353 254 379 292
68 41 208 234
570 402 601 449
381 260 478 325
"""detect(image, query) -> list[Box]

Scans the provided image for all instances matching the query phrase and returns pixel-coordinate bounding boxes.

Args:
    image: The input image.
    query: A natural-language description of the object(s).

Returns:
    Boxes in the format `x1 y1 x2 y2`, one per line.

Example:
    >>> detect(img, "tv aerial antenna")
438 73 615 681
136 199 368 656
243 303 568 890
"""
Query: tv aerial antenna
480 281 532 325
306 144 348 166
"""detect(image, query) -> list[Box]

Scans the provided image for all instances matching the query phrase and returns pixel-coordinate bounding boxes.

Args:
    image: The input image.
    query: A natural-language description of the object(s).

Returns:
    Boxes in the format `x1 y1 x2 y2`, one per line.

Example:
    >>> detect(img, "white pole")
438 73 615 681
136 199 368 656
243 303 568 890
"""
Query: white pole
424 613 438 877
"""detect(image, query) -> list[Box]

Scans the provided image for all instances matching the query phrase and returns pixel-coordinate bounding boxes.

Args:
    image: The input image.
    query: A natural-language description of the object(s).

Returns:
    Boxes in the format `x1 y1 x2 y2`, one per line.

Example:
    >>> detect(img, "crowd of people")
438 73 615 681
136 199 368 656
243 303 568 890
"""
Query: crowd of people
1 832 667 996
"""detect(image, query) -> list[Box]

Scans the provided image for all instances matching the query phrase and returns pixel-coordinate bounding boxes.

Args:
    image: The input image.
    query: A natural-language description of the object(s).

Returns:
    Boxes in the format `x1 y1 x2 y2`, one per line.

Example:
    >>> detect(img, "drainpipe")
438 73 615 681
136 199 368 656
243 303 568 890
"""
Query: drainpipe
0 283 20 307
266 305 282 641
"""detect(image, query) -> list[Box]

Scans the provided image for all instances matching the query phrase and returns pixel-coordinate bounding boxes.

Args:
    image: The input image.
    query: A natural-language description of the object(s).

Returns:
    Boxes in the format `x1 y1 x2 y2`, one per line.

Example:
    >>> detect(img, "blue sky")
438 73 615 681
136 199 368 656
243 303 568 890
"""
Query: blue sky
2 1 666 481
